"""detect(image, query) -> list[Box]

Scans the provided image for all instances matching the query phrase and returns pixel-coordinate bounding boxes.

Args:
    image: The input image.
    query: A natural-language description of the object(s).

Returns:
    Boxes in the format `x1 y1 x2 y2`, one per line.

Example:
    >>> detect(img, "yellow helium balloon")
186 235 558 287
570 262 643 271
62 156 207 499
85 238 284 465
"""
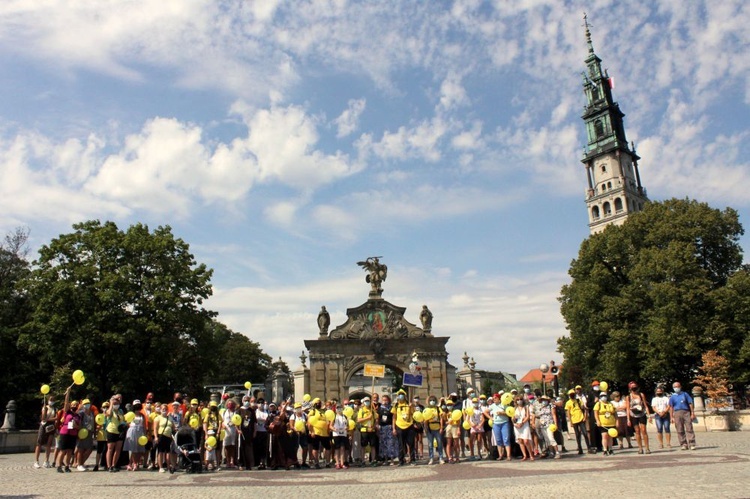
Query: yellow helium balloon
96 430 105 441
206 436 217 448
600 381 609 392
505 406 516 418
41 384 50 395
451 409 462 422
149 412 158 422
244 381 252 390
231 414 242 426
73 375 85 386
488 419 494 427
294 419 305 432
549 424 558 433
95 414 105 425
201 408 209 418
501 393 514 406
138 435 148 446
77 428 89 440
608 427 618 438
190 417 200 429
466 406 474 416
325 409 335 422
303 394 311 402
315 420 328 431
348 419 356 431
413 411 424 423
124 412 135 423
72 370 84 382
343 406 354 419
462 420 471 430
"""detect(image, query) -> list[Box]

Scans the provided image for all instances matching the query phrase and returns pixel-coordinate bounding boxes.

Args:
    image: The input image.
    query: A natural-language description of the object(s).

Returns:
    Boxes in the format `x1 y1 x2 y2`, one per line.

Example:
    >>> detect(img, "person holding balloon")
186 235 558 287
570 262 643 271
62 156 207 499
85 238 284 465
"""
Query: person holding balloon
74 399 95 470
489 393 513 461
123 400 147 471
33 388 56 470
331 404 350 469
93 402 108 471
422 395 444 465
443 399 460 463
154 404 176 473
512 398 534 461
593 391 617 456
222 400 239 469
56 386 81 473
105 395 125 472
356 396 378 466
534 395 561 459
465 397 485 461
391 389 416 466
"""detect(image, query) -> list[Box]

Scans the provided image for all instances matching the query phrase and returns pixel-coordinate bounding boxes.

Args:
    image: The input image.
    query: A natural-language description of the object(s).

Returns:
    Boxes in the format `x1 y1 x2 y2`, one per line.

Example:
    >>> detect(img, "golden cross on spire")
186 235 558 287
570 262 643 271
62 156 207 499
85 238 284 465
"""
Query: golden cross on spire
583 12 595 53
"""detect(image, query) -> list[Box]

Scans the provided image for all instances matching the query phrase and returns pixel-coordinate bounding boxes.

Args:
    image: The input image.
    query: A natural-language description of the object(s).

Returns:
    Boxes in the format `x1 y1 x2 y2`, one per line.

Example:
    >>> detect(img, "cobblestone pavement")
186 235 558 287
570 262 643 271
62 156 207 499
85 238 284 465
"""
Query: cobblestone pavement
2 431 749 498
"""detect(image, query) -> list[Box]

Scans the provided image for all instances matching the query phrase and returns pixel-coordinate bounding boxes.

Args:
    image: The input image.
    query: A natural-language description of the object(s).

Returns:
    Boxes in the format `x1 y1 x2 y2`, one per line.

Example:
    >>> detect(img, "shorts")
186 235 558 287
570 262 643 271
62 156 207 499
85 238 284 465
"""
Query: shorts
157 435 172 453
37 424 55 446
359 431 376 448
76 436 94 451
333 436 349 449
445 425 460 439
106 431 120 444
599 426 614 434
654 414 671 433
297 434 308 449
59 434 77 451
309 435 331 451
630 414 647 426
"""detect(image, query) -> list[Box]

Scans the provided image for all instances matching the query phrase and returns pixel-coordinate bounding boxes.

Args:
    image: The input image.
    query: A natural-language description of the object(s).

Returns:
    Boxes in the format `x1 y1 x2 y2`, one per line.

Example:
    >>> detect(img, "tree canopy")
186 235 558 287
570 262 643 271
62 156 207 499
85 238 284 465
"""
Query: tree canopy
558 199 749 391
5 220 272 423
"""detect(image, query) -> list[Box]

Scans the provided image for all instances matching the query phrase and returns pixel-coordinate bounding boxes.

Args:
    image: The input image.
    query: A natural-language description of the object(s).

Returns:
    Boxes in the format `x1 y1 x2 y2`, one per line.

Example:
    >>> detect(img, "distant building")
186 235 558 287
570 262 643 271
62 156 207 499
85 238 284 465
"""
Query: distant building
580 15 648 234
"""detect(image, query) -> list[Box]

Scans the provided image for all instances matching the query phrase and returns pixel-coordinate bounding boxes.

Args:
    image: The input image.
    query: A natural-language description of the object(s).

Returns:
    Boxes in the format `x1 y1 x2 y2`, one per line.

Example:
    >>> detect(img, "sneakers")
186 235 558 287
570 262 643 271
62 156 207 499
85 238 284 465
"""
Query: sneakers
77 465 87 472
64 466 71 473
554 453 561 459
57 466 64 473
33 462 41 469
681 445 688 450
44 461 52 469
427 458 433 465
439 459 446 464
159 467 166 473
690 446 696 451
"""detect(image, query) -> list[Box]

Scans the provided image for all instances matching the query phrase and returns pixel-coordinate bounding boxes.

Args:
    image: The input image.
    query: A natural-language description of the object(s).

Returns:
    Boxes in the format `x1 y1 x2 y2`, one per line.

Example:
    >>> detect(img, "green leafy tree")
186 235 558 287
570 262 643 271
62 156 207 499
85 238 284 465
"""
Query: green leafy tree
208 320 272 385
19 220 216 400
558 199 746 389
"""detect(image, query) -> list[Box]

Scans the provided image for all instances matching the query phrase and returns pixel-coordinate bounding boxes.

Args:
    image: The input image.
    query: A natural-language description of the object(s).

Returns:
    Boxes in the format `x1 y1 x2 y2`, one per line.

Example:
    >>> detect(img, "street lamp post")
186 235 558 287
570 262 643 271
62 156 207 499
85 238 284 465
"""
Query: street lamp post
539 363 550 396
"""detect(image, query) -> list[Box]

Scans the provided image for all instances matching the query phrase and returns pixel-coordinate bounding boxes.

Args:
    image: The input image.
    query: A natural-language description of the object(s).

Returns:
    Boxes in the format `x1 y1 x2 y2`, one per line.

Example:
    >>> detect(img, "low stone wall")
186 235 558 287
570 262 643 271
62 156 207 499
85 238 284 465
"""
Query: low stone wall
0 430 37 454
693 409 749 432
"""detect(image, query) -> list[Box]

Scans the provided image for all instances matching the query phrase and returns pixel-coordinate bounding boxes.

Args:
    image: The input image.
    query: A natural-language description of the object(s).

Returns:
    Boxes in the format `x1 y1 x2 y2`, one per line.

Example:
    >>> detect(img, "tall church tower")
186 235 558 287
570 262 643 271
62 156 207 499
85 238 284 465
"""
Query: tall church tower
580 15 647 234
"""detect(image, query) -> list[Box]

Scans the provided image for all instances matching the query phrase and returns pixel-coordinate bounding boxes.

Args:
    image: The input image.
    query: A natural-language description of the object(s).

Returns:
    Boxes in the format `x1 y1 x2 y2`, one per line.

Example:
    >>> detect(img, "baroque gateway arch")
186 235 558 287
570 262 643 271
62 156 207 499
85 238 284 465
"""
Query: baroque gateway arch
293 258 455 401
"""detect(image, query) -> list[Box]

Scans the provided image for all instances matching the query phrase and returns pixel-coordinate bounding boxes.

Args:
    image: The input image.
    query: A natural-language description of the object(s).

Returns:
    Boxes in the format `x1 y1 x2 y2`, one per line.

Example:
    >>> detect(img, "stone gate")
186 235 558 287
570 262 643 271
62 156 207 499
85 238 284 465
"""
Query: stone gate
293 258 455 400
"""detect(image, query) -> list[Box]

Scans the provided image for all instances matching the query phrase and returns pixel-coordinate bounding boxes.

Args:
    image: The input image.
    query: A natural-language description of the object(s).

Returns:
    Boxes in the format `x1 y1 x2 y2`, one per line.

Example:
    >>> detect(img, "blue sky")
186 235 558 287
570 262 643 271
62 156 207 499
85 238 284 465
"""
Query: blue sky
1 1 748 378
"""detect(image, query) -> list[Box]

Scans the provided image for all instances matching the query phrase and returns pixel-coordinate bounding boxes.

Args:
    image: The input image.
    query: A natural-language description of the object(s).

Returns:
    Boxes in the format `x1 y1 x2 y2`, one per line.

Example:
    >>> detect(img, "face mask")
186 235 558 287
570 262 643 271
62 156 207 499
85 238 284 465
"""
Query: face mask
518 401 525 407
630 388 637 392
429 401 436 406
524 388 530 394
263 404 268 411
112 404 120 410
673 387 681 393
84 404 91 410
49 402 56 407
243 402 250 408
541 401 548 407
364 401 371 406
474 403 480 408
441 405 447 410
593 386 600 392
656 393 663 397
397 395 405 401
600 396 608 402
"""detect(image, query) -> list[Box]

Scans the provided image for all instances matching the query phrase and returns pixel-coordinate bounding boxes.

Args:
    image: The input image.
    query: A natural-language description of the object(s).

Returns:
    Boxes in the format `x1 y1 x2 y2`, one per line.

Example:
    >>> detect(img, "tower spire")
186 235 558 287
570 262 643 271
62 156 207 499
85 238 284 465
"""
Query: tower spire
583 12 595 54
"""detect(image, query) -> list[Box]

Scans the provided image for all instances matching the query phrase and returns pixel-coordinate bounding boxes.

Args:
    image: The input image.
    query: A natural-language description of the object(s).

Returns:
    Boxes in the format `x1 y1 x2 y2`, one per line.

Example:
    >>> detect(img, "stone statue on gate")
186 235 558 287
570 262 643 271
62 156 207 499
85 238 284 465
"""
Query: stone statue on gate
317 306 330 336
419 305 433 331
357 256 388 298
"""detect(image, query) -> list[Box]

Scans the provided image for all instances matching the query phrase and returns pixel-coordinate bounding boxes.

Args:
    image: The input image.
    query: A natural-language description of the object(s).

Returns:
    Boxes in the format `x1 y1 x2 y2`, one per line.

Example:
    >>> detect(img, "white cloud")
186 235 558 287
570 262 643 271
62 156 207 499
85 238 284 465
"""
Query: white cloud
438 72 468 111
333 98 366 138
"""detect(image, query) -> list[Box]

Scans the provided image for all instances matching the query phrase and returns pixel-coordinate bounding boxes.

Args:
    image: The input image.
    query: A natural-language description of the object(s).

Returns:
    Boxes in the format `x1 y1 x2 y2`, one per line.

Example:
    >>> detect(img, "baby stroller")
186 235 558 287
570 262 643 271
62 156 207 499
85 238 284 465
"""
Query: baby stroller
173 429 202 473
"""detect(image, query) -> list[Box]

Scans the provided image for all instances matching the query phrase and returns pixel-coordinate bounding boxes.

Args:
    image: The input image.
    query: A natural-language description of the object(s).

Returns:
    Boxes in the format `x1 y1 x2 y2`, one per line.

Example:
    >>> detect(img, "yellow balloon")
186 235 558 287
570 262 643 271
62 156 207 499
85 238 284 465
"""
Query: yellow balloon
600 381 609 392
77 428 89 440
40 384 50 395
138 435 148 446
96 430 105 441
72 370 84 382
608 427 618 438
294 419 305 432
190 417 200 429
231 414 242 426
343 406 354 419
462 420 471 430
303 394 311 402
149 412 158 422
315 420 328 431
348 419 356 431
413 411 424 423
206 436 217 448
488 419 494 427
124 412 135 423
73 375 85 386
95 414 105 425
549 424 558 433
501 393 514 406
451 409 462 422
466 406 474 416
244 381 252 390
219 430 226 440
505 406 516 418
325 409 335 422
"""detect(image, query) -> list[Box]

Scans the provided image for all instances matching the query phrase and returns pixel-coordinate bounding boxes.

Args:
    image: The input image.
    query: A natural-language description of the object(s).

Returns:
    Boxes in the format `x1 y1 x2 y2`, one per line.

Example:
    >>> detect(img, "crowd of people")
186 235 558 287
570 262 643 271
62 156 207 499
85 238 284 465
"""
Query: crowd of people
32 379 698 474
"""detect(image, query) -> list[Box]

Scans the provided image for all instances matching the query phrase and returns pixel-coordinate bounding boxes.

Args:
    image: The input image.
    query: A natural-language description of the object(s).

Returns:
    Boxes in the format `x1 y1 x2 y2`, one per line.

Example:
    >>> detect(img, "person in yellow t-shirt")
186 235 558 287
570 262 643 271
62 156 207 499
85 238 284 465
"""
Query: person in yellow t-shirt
357 397 377 465
564 389 591 455
307 399 331 469
153 405 175 472
594 392 616 456
390 389 415 465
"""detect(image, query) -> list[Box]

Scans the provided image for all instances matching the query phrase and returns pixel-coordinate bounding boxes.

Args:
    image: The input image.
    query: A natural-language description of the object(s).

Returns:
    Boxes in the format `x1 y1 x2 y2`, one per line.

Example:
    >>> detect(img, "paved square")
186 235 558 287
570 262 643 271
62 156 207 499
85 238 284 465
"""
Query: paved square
4 431 749 498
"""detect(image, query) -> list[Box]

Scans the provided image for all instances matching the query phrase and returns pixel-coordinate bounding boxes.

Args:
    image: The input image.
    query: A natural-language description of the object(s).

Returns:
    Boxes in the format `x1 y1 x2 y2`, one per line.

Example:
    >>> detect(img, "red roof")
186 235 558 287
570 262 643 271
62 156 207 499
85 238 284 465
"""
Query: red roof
519 366 563 384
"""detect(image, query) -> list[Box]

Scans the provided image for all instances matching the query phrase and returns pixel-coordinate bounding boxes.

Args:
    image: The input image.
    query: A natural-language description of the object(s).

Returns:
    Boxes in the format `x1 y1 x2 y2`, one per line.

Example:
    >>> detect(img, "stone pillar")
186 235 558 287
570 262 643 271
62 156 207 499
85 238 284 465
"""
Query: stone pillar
294 351 310 402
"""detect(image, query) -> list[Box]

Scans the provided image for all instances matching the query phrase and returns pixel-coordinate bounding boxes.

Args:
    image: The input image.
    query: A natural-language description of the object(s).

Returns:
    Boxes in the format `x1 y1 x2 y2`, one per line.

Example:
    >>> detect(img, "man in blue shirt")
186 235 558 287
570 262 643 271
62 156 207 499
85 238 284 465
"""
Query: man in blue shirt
668 382 696 450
